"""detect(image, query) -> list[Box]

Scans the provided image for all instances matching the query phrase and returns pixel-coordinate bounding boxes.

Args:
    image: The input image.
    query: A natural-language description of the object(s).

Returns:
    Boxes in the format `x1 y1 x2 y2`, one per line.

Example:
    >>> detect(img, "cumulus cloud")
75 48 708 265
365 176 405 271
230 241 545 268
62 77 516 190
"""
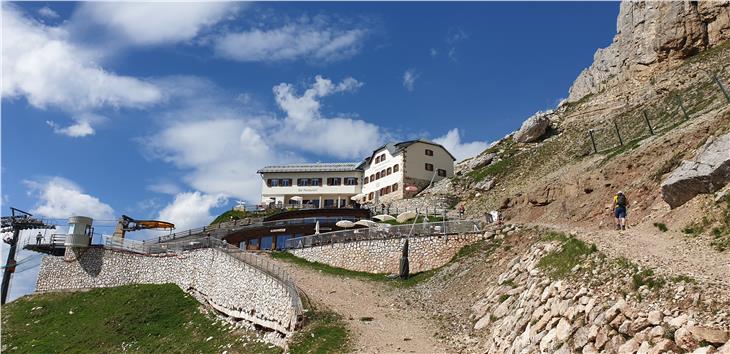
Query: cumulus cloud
2 6 162 123
45 113 105 138
76 2 240 46
24 177 115 220
157 192 227 231
142 118 284 201
214 17 367 62
403 69 419 91
273 76 381 158
37 6 59 19
434 128 490 162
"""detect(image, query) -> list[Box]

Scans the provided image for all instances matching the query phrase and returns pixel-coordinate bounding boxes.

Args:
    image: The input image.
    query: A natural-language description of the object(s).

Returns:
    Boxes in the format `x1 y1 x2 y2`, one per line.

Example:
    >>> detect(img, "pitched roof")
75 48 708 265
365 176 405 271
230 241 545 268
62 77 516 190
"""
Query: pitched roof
257 162 362 174
365 139 456 164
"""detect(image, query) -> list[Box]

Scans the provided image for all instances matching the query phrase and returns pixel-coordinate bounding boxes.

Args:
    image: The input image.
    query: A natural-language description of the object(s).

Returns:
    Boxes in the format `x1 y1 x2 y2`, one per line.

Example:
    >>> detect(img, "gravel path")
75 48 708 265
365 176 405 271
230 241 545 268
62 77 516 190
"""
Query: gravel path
273 260 451 353
540 222 730 286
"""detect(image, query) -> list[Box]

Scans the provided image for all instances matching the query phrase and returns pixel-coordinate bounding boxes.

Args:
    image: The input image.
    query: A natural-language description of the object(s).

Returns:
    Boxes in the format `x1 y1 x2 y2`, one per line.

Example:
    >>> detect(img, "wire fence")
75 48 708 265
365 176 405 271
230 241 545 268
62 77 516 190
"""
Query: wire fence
283 219 482 249
584 68 730 155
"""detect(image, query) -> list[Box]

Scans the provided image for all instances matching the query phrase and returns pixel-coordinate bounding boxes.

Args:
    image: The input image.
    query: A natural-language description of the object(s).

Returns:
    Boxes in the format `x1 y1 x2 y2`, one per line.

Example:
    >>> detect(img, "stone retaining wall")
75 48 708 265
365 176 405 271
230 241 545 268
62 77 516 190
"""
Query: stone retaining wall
291 234 480 274
36 247 299 336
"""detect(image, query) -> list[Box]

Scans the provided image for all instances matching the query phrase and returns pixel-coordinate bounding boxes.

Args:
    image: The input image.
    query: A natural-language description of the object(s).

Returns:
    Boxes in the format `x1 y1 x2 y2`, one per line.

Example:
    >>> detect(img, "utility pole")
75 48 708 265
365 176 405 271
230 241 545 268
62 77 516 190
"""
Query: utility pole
1 208 55 304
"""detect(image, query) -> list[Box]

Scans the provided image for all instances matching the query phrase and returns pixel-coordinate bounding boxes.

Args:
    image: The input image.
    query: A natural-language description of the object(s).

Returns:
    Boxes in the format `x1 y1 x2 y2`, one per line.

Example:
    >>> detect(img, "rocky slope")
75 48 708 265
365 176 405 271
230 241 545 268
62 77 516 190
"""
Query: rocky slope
400 227 730 354
569 1 730 102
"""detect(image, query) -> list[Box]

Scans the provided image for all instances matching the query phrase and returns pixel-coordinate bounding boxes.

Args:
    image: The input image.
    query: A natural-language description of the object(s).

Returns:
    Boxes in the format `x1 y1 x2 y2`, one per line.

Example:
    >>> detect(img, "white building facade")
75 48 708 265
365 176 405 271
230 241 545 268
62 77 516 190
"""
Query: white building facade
258 163 363 208
257 140 456 208
360 140 455 204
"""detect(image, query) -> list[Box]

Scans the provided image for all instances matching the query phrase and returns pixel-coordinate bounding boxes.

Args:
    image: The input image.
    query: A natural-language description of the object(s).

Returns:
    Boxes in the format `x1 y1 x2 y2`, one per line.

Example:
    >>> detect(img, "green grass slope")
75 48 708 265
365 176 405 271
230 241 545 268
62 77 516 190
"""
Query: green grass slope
1 284 281 354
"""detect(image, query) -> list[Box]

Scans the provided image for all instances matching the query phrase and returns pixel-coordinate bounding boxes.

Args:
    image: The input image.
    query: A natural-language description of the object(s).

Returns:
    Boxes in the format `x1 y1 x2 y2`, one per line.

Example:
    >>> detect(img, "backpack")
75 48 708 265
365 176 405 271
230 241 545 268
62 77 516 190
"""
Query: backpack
616 194 627 207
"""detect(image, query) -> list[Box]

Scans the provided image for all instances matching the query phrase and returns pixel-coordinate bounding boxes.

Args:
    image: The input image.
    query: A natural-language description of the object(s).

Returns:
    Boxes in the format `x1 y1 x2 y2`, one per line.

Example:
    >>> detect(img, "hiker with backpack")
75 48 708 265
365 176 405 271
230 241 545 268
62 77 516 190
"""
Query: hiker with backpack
612 191 628 230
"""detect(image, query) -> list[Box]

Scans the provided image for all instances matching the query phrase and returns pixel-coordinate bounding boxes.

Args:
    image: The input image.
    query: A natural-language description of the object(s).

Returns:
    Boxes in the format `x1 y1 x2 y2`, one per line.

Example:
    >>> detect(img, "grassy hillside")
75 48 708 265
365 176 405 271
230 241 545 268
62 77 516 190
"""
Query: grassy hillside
1 284 281 354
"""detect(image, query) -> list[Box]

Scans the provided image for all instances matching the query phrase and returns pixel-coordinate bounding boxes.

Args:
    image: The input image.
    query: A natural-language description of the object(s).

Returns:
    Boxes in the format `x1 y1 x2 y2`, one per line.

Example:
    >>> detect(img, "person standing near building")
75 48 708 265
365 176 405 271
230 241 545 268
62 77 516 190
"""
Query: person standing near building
35 232 43 245
458 204 465 219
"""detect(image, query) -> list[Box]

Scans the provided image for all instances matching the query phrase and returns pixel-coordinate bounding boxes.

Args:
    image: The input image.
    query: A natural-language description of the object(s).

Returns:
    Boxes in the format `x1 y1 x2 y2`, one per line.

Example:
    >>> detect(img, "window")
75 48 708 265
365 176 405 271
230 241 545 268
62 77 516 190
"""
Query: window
266 179 275 187
380 187 386 195
370 174 375 181
364 176 369 184
393 164 399 172
425 163 434 171
385 186 391 194
297 178 309 186
368 192 374 200
392 183 399 191
327 177 342 186
438 169 447 177
381 169 386 177
281 179 292 186
374 156 380 163
311 178 322 186
345 177 358 185
425 149 434 156
376 172 380 179
386 167 392 175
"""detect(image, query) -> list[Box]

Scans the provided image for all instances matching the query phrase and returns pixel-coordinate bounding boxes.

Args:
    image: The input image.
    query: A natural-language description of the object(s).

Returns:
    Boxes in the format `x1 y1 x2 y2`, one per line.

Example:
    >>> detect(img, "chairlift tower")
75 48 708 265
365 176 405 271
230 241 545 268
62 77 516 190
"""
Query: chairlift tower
1 207 56 304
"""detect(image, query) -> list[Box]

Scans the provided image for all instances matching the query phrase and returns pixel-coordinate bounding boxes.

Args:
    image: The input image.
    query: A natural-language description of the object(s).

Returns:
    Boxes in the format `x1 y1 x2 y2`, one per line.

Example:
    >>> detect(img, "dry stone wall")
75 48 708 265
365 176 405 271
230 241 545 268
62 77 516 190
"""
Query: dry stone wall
471 243 730 354
291 234 480 274
36 247 299 336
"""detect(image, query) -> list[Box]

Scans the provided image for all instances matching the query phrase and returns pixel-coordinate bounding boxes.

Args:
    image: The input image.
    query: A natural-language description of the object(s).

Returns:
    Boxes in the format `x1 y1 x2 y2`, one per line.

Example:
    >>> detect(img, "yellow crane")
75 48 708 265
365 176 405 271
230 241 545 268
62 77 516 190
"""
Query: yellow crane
112 215 174 239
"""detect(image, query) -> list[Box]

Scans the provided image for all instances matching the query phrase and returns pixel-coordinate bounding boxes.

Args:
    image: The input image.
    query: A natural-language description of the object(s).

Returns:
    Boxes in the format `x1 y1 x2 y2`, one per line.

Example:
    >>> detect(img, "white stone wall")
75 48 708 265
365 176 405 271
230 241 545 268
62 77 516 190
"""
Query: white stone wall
36 247 299 336
291 234 479 274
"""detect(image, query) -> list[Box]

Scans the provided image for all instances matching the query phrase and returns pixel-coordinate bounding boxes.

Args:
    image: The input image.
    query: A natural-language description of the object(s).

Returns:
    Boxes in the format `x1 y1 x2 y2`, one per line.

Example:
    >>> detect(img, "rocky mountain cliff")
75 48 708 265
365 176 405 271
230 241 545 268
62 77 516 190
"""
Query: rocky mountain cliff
568 1 730 102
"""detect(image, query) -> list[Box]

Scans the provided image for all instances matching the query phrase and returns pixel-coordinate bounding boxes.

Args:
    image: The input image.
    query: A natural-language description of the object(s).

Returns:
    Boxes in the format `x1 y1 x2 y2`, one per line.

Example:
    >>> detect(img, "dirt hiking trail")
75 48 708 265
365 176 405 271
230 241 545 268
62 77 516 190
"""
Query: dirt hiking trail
274 259 451 353
539 222 730 286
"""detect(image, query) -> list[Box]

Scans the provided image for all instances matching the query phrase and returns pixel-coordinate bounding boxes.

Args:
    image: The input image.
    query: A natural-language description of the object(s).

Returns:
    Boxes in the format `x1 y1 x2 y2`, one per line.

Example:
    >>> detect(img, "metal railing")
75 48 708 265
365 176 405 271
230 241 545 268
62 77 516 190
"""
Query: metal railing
283 219 482 249
147 216 364 244
20 233 67 249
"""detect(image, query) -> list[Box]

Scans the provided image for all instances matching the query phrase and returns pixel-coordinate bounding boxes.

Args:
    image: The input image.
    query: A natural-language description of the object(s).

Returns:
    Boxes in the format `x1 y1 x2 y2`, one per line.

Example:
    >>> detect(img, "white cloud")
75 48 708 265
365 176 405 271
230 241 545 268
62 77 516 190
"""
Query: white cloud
142 118 285 201
430 48 438 57
273 76 381 159
434 128 489 162
77 2 240 46
157 192 227 231
37 6 59 19
403 69 419 92
214 18 367 62
45 113 105 138
147 182 182 195
2 6 162 115
46 120 94 138
24 177 115 220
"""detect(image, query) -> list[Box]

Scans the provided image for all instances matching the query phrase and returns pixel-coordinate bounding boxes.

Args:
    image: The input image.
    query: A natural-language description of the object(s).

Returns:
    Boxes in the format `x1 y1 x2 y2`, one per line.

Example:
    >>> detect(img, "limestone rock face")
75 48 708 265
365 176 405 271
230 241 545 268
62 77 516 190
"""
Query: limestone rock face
568 1 730 102
514 111 552 143
661 133 730 208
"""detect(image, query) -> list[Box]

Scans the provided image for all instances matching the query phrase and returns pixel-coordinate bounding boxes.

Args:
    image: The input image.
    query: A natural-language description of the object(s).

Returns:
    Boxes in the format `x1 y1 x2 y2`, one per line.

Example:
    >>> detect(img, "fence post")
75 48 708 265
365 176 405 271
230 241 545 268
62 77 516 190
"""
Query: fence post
613 121 624 146
676 94 689 120
588 129 598 154
643 111 654 135
713 73 730 103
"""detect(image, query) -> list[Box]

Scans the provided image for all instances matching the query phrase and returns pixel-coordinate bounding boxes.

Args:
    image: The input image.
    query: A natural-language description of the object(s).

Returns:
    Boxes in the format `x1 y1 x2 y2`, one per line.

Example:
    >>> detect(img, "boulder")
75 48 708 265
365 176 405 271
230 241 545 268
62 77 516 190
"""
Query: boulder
618 338 640 354
457 152 497 175
676 326 700 351
649 339 677 354
689 325 730 345
514 111 552 143
661 134 730 208
648 310 663 325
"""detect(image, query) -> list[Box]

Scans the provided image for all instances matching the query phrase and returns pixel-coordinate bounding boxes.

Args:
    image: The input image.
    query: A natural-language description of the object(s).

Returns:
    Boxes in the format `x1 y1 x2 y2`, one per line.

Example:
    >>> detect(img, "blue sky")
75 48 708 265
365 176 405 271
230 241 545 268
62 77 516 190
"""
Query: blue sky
2 2 617 299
